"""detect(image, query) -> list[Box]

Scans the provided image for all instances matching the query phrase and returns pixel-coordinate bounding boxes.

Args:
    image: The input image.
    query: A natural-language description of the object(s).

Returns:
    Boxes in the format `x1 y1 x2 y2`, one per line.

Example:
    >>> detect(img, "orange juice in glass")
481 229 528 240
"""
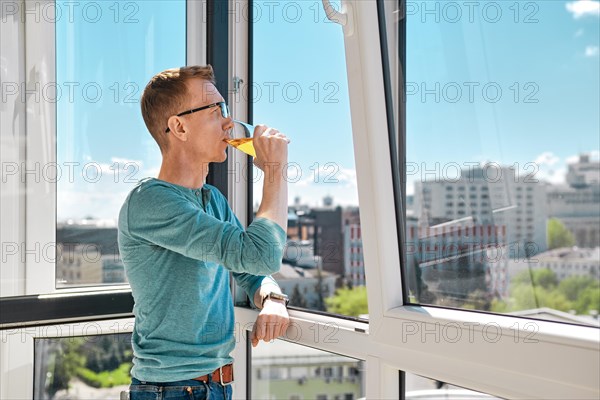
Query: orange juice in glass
225 120 256 157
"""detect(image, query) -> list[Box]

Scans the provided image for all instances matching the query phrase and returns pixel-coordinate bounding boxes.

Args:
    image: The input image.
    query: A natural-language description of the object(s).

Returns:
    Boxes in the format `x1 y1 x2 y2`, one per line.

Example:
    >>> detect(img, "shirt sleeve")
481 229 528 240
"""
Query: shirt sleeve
124 181 286 276
217 189 283 308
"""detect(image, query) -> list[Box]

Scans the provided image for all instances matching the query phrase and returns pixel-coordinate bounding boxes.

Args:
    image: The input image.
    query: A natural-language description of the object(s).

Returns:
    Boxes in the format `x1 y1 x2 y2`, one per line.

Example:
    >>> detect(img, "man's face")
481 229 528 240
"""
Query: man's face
179 79 233 163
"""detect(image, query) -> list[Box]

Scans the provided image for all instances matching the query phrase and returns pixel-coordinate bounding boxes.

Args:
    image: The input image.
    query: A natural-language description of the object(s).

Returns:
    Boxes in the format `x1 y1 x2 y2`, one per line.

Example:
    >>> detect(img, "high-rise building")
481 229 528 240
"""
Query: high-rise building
413 164 548 258
343 223 365 287
547 154 600 248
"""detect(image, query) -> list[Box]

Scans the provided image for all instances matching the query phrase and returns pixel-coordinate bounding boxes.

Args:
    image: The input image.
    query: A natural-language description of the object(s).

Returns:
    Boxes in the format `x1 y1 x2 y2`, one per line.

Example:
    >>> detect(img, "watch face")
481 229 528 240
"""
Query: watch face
263 292 289 307
271 293 286 300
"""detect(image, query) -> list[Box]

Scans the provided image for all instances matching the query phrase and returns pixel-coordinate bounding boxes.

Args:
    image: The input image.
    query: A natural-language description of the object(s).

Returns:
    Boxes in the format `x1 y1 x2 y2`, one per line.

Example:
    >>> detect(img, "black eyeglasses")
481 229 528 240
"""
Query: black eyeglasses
165 101 229 133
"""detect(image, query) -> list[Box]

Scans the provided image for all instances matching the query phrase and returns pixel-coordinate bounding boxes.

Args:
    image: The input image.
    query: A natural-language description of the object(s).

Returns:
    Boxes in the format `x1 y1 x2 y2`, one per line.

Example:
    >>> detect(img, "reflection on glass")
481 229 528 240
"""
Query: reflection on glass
252 339 365 400
404 372 504 399
56 1 185 288
250 1 368 318
34 333 132 399
403 1 600 325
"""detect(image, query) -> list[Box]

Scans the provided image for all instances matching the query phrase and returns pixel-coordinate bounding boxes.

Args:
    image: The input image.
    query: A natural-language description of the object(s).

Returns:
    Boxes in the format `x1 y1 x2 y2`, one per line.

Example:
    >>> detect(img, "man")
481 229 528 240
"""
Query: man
118 65 290 400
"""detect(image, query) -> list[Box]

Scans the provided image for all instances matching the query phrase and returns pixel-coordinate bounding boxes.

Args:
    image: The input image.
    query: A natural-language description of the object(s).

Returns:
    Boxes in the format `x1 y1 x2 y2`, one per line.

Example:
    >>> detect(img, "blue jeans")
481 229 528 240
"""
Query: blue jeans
128 377 232 400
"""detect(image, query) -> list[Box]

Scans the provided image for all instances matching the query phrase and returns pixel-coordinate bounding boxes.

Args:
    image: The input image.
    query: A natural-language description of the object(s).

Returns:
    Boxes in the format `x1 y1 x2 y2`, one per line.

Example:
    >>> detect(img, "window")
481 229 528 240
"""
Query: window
251 339 364 400
34 333 133 398
56 1 186 289
2 2 599 400
250 0 367 317
404 372 504 399
1 1 186 297
404 1 600 322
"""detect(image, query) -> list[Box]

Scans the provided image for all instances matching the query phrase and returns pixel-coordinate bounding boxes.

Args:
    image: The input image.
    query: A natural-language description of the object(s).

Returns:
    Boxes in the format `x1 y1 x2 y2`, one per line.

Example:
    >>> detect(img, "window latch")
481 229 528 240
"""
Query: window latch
321 0 354 36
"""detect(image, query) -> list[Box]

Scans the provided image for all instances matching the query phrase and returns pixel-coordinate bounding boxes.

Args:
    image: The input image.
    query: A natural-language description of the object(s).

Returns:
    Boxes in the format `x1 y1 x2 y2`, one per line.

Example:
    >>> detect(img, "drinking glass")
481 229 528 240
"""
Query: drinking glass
225 120 256 157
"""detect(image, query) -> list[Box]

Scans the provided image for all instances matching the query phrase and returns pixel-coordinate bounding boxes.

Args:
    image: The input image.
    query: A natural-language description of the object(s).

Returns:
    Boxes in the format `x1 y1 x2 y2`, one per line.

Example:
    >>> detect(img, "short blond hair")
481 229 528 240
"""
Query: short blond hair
140 65 216 151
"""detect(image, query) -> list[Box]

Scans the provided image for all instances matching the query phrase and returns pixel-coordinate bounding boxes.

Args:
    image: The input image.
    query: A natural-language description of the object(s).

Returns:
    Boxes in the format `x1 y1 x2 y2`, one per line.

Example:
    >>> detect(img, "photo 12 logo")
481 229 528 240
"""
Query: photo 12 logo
1 81 140 105
405 82 540 104
1 1 141 24
405 1 540 24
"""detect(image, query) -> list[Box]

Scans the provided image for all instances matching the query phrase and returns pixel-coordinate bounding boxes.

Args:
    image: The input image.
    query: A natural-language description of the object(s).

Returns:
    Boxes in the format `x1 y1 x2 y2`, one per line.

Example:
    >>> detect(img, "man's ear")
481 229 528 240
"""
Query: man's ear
167 115 187 142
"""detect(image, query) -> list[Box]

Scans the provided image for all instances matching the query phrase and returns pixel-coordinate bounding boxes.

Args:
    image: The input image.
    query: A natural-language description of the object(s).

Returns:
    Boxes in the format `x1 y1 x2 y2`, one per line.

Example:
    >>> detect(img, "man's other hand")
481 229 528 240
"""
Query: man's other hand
251 299 290 347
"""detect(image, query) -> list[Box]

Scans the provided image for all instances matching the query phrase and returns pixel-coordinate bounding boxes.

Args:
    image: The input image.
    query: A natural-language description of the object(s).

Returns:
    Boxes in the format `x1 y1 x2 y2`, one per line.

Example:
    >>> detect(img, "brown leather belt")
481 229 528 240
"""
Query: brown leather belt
192 364 234 385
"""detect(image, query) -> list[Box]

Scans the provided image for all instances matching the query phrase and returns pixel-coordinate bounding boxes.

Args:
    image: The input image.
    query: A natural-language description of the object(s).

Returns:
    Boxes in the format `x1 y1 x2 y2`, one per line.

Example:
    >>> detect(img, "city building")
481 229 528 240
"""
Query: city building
404 215 509 302
56 224 125 286
252 339 364 400
531 247 600 281
546 154 600 248
2 2 598 400
342 207 365 288
272 262 337 310
343 223 365 288
56 244 103 286
413 164 548 258
287 202 345 287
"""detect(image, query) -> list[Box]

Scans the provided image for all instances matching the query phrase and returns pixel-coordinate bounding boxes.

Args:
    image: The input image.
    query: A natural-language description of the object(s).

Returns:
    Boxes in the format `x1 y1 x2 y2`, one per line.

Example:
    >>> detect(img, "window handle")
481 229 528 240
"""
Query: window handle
321 0 347 26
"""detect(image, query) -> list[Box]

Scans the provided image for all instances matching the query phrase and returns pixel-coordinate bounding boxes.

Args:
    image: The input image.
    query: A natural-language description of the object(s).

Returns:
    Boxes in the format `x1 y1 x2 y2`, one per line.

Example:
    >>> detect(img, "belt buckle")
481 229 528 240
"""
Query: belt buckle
219 365 234 386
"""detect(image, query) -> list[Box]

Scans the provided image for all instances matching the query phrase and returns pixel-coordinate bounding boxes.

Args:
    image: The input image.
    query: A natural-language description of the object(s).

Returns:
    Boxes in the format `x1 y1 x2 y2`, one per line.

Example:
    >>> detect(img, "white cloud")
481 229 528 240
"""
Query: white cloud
253 164 360 207
566 0 600 19
110 157 143 166
57 189 130 221
536 166 568 185
585 45 600 57
534 151 560 167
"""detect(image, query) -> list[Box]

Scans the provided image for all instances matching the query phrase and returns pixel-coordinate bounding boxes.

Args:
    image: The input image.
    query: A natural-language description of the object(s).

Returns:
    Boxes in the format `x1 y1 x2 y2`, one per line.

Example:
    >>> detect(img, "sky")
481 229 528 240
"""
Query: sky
56 0 599 222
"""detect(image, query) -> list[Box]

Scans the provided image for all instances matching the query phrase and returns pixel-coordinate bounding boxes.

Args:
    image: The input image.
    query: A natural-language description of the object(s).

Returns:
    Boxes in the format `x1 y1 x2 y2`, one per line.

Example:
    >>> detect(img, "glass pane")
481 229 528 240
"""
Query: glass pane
248 1 368 318
34 333 132 399
56 1 185 288
405 372 505 399
403 1 600 325
252 339 365 400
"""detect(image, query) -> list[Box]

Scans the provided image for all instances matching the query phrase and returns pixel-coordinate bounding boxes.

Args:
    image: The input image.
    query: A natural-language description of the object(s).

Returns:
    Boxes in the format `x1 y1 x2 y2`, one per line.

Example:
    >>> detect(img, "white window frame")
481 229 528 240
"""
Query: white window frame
346 1 599 399
0 0 57 297
233 1 600 400
0 315 135 399
1 0 27 297
1 1 598 399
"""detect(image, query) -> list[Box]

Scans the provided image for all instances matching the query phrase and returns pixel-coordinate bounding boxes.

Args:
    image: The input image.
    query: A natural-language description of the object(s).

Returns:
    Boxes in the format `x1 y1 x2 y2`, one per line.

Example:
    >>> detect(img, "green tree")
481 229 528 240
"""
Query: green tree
325 286 368 317
558 276 598 302
494 269 600 315
47 338 86 399
575 286 600 315
513 268 558 290
547 218 576 249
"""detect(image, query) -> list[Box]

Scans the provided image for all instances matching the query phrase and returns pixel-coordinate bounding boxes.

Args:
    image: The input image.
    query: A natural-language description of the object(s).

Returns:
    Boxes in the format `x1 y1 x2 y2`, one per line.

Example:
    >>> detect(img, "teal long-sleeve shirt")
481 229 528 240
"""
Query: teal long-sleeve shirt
118 178 285 382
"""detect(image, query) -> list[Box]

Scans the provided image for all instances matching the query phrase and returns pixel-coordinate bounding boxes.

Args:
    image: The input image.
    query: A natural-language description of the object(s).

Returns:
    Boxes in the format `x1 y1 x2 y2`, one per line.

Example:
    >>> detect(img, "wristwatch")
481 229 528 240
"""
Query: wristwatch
262 292 289 308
